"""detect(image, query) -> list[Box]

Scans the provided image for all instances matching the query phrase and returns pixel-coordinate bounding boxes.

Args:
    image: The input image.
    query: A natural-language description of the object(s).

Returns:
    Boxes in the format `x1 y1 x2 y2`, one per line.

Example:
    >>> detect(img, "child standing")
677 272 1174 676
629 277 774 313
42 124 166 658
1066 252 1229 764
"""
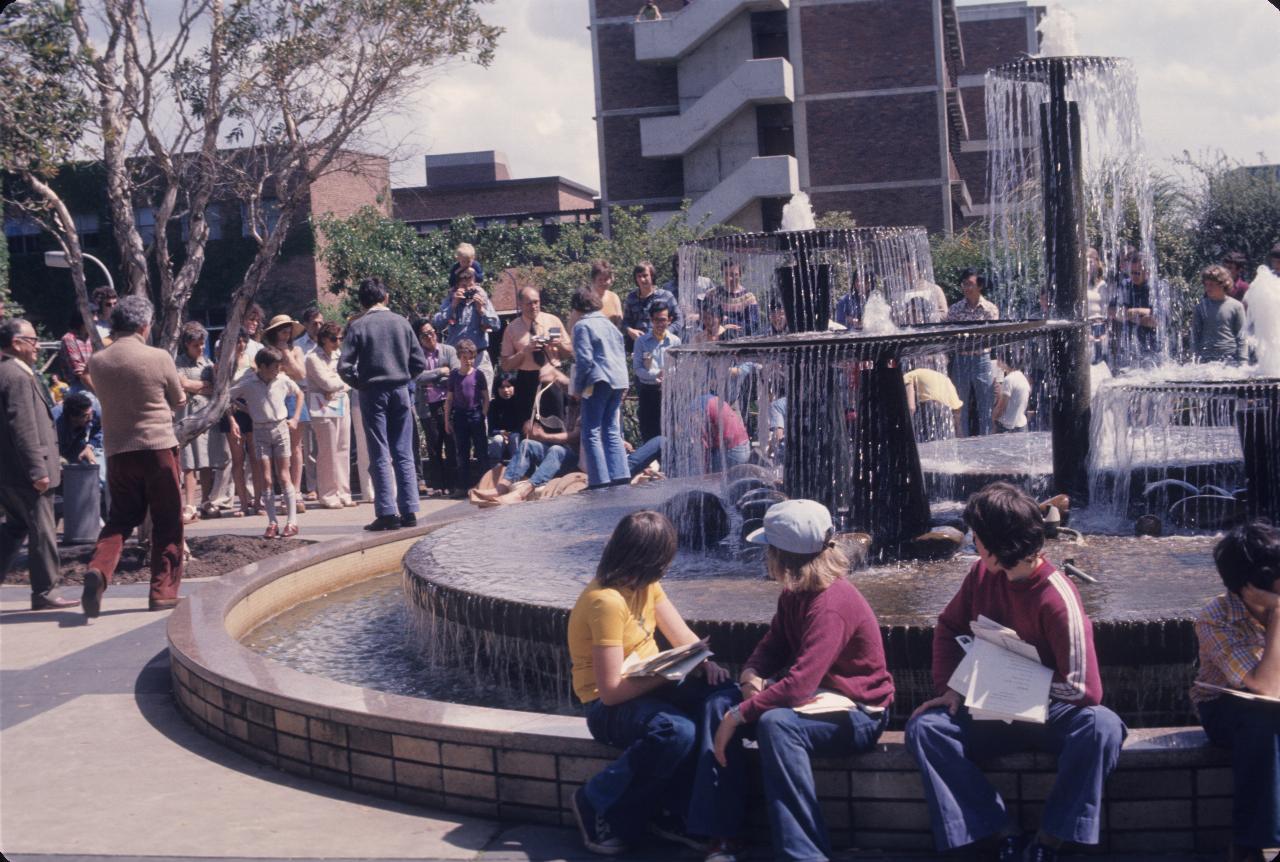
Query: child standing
230 346 304 538
904 482 1125 862
444 339 489 494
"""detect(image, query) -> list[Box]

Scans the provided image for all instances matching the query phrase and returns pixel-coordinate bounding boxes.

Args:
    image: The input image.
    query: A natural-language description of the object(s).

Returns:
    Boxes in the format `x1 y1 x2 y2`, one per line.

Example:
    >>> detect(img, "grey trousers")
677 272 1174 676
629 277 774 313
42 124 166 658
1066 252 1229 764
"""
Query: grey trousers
0 484 62 599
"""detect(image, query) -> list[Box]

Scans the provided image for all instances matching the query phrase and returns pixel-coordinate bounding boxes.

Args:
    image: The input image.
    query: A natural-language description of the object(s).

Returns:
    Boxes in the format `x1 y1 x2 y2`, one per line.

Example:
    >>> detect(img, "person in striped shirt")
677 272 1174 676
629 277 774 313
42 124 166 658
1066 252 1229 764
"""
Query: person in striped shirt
905 482 1126 862
1192 521 1280 862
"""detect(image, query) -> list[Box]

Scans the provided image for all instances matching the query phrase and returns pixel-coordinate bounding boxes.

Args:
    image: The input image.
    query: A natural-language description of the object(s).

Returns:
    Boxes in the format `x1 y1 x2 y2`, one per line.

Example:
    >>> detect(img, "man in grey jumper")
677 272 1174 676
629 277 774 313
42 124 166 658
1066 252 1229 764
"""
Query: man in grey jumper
1191 264 1248 364
339 278 428 531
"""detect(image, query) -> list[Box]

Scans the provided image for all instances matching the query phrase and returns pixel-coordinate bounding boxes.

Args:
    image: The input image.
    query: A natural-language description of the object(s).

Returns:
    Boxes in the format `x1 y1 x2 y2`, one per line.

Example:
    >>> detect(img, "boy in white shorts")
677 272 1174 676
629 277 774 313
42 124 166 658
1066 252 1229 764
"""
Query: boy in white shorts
230 346 304 537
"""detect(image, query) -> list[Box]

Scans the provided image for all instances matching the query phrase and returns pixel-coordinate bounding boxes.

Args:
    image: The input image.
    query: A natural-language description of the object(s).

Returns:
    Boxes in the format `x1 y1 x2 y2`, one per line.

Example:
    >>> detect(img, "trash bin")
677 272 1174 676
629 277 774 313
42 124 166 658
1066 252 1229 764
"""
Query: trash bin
61 463 102 545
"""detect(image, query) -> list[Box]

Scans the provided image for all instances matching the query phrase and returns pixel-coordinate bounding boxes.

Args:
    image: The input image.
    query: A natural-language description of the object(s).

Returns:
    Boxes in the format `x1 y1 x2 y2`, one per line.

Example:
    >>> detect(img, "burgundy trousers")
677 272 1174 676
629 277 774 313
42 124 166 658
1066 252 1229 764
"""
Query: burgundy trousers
90 448 184 603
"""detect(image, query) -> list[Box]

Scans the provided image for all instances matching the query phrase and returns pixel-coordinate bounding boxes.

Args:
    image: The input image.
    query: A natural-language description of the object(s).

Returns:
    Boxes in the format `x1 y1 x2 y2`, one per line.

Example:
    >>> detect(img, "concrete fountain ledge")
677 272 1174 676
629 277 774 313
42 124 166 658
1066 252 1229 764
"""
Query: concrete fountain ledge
168 518 1235 853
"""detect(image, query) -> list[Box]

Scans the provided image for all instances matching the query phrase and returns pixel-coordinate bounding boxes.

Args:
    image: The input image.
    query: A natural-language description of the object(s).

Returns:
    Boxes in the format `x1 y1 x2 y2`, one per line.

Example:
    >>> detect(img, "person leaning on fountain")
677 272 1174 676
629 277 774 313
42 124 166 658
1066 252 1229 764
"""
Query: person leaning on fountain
1191 520 1280 862
946 269 999 437
905 482 1126 862
1191 264 1248 364
692 500 894 862
567 510 732 856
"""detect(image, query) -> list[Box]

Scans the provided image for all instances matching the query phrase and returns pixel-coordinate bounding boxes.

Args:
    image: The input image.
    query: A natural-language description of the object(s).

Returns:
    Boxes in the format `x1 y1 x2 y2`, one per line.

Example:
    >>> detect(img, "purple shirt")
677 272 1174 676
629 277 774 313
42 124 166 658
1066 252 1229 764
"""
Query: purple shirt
448 367 484 413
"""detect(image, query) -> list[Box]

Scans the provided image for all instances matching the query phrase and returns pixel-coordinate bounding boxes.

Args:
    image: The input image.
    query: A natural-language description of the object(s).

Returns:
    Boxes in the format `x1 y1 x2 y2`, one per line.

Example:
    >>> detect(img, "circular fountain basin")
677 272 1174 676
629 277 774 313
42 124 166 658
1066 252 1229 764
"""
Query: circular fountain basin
404 483 1222 726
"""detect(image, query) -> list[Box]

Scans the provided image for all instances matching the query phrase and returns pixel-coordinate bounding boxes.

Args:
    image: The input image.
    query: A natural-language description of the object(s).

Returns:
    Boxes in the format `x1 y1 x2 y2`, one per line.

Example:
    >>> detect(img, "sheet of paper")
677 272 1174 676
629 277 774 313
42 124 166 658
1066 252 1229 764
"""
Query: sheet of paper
1194 681 1280 704
972 616 1041 662
965 638 1052 723
793 690 858 715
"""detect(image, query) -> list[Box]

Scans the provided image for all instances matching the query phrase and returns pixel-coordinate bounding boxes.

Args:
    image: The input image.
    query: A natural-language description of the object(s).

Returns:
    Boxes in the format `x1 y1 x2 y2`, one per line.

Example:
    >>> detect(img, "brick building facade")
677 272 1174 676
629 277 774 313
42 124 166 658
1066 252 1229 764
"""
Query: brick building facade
589 0 1041 234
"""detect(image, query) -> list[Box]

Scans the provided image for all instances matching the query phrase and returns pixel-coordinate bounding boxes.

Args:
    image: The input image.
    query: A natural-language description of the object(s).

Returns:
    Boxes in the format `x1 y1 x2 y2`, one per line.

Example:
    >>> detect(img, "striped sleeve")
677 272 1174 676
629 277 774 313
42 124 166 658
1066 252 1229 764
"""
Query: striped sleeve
1045 570 1097 704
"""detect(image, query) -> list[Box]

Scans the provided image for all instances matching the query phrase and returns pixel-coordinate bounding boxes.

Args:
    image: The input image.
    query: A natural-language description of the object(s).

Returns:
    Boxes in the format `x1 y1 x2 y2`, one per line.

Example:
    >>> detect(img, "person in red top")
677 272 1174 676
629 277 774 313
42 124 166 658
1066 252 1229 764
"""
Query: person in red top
905 482 1125 862
698 394 750 472
687 499 894 862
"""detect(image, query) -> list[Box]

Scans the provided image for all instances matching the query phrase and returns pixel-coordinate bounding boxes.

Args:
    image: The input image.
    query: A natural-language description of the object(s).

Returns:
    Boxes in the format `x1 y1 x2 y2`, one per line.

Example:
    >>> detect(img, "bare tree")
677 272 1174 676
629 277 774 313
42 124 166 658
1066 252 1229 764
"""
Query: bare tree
2 0 499 440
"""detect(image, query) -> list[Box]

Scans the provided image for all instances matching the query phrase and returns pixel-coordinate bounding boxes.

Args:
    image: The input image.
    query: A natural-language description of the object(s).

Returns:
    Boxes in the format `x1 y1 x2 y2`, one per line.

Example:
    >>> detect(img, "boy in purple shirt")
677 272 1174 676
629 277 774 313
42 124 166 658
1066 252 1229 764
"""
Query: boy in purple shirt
444 339 489 495
905 482 1125 862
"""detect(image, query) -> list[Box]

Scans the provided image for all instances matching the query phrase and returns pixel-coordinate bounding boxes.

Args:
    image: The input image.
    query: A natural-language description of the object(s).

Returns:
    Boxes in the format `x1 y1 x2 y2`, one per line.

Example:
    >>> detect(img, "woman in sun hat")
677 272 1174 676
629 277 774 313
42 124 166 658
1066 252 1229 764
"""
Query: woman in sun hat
688 499 894 862
262 314 309 512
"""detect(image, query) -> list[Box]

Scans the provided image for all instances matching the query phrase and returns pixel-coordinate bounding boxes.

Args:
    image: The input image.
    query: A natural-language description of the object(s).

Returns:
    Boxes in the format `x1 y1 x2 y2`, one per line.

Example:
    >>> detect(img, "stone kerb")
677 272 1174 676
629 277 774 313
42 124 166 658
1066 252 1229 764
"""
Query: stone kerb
167 521 1233 852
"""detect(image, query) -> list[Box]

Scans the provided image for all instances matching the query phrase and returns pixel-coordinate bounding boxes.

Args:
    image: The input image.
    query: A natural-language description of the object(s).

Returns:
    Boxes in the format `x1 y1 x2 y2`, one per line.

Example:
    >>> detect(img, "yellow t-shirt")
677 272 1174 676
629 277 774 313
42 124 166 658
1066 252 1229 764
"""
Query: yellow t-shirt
568 290 624 332
567 577 667 703
905 367 964 410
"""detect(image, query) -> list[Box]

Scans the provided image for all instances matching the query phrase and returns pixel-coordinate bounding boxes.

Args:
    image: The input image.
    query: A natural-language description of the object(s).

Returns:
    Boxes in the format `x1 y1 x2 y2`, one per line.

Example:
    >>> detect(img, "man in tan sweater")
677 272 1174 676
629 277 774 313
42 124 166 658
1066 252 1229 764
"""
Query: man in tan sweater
83 295 186 617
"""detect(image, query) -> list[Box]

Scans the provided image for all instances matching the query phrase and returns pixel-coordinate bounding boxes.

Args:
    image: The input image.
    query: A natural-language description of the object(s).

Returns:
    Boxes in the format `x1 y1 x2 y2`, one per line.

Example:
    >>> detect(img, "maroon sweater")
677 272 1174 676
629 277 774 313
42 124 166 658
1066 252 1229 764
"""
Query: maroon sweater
739 577 894 722
933 558 1102 706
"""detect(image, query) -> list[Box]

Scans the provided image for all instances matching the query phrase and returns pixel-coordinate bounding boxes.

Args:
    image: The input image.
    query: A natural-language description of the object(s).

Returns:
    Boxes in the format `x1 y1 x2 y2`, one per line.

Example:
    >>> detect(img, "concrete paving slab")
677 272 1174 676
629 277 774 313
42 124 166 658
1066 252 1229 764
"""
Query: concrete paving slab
183 498 463 543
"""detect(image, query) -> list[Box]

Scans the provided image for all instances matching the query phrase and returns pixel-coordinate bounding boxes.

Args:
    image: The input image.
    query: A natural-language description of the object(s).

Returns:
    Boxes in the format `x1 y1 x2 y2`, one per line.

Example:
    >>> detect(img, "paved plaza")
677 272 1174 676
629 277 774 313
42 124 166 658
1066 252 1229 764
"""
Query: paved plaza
0 501 1225 860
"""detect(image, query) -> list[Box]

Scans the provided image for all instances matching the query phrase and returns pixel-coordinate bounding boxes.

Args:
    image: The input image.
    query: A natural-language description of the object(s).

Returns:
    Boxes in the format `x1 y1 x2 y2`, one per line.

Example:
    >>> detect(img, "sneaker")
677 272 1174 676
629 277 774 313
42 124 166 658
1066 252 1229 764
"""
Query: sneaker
705 838 746 862
996 834 1028 862
363 515 401 532
1023 842 1057 862
648 810 707 852
399 514 417 529
571 787 628 856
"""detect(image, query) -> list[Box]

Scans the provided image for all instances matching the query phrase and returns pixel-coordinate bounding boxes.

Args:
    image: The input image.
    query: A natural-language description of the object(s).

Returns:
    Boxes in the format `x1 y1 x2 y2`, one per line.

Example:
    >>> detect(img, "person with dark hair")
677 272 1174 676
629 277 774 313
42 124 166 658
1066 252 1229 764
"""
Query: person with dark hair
263 315 309 513
992 350 1030 433
486 371 523 464
567 510 730 856
0 318 77 610
1192 520 1280 862
242 303 266 363
632 302 680 443
175 321 214 519
946 270 999 436
84 295 187 615
294 306 325 500
708 260 759 337
413 320 459 497
339 277 427 531
571 285 630 489
1109 253 1161 362
569 260 624 332
1192 264 1248 364
905 482 1124 862
305 322 353 508
695 500 893 862
1221 251 1252 301
58 308 96 393
443 339 489 495
690 300 728 345
433 266 499 378
623 261 682 344
834 270 873 329
230 346 303 538
91 286 117 342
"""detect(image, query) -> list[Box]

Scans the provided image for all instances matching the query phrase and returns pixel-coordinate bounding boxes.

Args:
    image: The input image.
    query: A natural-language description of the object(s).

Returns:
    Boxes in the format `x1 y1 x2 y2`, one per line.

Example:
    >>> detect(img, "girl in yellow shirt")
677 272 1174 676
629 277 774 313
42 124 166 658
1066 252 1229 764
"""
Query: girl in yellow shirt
567 510 730 856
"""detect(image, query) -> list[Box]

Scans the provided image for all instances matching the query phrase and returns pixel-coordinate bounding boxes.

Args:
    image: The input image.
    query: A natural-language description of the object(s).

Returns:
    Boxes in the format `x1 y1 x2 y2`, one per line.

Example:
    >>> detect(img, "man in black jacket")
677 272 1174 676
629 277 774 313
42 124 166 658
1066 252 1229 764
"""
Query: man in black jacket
0 318 76 610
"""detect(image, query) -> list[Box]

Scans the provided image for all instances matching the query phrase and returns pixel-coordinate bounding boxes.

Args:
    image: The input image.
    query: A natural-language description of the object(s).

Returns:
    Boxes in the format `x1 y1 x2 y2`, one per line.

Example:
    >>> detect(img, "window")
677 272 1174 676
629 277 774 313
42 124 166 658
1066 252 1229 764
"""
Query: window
181 202 223 241
72 212 100 249
4 214 43 255
134 207 156 245
241 198 281 238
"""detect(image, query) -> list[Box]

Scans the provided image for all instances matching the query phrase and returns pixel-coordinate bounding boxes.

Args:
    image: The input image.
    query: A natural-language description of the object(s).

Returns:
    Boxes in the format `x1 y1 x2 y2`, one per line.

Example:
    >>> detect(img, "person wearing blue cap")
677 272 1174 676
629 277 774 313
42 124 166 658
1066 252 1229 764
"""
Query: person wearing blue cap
687 499 894 862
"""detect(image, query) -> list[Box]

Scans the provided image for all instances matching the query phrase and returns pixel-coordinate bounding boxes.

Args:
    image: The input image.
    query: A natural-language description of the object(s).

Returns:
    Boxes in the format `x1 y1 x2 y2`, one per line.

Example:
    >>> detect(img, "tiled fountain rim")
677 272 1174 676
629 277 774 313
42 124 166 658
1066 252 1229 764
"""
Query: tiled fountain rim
169 513 1221 762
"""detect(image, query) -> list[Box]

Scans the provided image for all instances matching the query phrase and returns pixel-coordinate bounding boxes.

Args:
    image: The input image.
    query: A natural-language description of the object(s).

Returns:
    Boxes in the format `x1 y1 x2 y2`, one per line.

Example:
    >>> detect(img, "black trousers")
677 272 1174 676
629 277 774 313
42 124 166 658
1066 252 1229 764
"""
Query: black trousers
637 383 663 442
0 484 62 598
418 401 456 492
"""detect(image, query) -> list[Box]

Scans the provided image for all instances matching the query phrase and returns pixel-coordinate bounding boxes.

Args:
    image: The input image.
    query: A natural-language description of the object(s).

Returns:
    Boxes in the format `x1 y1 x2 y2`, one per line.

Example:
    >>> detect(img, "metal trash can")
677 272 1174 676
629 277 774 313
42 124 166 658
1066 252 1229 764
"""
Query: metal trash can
61 463 102 545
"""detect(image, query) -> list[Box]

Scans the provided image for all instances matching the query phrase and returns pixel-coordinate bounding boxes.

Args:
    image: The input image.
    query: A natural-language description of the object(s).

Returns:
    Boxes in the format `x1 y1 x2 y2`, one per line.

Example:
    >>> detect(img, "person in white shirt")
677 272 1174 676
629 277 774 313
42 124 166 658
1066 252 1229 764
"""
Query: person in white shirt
229 346 304 537
993 352 1031 433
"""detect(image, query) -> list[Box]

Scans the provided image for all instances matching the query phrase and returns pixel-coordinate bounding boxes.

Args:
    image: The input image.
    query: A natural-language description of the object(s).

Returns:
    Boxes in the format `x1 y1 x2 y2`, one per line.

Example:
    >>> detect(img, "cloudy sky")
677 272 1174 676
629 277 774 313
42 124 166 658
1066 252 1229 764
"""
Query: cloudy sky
388 0 1279 190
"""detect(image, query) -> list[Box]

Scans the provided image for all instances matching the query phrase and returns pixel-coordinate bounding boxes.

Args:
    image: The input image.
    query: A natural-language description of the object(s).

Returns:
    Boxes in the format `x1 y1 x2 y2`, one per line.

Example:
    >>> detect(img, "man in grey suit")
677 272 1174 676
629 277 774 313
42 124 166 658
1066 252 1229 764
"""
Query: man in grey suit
0 318 77 610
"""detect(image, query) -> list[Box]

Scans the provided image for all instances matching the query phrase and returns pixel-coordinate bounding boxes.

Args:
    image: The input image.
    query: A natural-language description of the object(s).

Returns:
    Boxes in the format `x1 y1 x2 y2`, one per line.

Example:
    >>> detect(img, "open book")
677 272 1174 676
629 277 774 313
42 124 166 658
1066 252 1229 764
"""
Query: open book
1194 681 1280 704
792 689 886 717
947 615 1053 724
621 639 712 682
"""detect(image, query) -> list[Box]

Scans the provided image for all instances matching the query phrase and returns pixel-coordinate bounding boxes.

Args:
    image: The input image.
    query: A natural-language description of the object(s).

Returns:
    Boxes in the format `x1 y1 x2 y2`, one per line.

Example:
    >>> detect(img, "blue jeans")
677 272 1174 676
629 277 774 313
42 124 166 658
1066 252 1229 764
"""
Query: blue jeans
1199 695 1280 847
950 354 996 436
487 432 520 464
627 435 663 475
583 679 732 843
502 439 578 487
707 441 751 473
688 688 886 861
358 384 420 518
580 385 629 487
450 408 488 491
905 702 1126 850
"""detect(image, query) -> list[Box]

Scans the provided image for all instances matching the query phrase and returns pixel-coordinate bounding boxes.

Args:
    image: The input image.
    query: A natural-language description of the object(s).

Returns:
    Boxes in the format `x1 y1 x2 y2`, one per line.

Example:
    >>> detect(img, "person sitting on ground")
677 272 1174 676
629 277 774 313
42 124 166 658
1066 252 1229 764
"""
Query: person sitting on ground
487 371 524 464
478 409 581 505
568 510 731 856
905 482 1125 862
1191 264 1248 364
992 351 1031 434
904 366 963 441
623 260 682 345
448 241 485 288
444 338 489 496
693 499 894 862
1192 520 1280 862
229 346 304 539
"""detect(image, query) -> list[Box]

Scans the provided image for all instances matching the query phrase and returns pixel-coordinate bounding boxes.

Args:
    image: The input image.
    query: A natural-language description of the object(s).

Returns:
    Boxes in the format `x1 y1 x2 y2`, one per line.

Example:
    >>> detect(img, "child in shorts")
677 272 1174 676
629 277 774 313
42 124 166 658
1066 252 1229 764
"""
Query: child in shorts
230 346 304 537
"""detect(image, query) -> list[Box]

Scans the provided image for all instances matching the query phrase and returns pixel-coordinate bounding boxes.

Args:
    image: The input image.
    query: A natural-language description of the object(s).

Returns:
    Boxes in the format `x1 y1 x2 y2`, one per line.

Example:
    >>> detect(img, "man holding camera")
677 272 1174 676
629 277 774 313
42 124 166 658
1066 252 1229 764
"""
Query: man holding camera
500 285 571 423
433 266 499 380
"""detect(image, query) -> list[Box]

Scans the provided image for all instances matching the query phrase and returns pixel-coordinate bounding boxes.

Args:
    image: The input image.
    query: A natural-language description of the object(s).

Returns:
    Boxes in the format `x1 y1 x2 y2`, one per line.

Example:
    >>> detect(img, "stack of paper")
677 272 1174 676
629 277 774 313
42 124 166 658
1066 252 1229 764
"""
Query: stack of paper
622 639 713 682
947 615 1052 723
1194 681 1280 704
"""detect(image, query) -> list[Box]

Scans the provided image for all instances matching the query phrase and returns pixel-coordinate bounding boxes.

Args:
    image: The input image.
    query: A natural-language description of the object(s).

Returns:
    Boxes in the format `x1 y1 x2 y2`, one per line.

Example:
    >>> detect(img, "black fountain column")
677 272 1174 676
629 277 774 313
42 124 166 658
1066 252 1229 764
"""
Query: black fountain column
1039 59 1093 502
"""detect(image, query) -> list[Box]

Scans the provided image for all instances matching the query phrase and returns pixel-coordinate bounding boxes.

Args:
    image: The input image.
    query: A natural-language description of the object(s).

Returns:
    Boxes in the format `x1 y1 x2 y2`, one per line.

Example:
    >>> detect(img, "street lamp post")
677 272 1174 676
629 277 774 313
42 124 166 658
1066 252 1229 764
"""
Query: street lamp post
44 250 115 295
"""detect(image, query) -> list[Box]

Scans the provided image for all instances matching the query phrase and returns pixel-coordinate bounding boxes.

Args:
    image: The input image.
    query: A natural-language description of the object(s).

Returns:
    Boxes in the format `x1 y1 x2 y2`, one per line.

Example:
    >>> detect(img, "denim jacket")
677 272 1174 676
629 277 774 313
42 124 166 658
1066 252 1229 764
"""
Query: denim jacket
572 311 629 393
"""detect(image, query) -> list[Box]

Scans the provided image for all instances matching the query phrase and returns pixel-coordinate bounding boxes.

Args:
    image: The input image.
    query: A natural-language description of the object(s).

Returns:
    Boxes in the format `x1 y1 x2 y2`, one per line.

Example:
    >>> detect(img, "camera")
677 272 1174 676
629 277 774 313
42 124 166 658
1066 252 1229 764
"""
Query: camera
464 287 478 301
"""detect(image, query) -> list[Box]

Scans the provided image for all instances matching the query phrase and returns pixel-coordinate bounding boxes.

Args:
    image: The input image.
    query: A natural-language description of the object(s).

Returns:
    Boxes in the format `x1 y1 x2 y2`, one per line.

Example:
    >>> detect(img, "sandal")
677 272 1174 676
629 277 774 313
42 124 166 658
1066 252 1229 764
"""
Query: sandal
199 502 220 520
281 524 299 539
263 523 279 539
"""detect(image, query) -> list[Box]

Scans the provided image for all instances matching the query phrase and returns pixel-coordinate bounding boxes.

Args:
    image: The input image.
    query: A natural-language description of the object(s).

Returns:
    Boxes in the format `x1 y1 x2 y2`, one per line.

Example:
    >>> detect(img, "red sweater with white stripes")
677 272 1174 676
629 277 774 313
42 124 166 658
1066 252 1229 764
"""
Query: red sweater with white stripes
932 557 1103 706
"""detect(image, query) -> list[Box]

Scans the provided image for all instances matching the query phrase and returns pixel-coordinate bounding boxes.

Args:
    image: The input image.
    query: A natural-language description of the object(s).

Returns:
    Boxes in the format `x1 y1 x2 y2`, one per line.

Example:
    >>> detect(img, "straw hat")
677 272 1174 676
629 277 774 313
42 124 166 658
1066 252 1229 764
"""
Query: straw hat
262 314 304 339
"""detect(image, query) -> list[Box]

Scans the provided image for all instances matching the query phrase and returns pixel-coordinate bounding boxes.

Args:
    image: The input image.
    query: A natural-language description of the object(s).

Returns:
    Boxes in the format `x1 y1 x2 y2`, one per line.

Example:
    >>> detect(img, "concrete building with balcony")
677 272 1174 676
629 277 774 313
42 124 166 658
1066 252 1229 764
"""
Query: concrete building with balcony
589 0 1042 234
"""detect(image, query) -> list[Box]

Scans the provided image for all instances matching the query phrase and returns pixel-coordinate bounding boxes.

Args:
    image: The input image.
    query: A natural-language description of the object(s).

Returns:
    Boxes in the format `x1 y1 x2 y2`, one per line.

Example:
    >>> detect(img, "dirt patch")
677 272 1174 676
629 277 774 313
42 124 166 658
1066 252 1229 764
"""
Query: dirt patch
2 534 313 585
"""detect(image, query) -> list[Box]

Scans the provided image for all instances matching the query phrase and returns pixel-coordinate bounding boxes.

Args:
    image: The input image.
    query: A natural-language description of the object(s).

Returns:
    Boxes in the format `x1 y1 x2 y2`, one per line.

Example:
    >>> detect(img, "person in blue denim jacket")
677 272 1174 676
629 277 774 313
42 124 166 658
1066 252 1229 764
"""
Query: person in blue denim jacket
571 286 631 489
